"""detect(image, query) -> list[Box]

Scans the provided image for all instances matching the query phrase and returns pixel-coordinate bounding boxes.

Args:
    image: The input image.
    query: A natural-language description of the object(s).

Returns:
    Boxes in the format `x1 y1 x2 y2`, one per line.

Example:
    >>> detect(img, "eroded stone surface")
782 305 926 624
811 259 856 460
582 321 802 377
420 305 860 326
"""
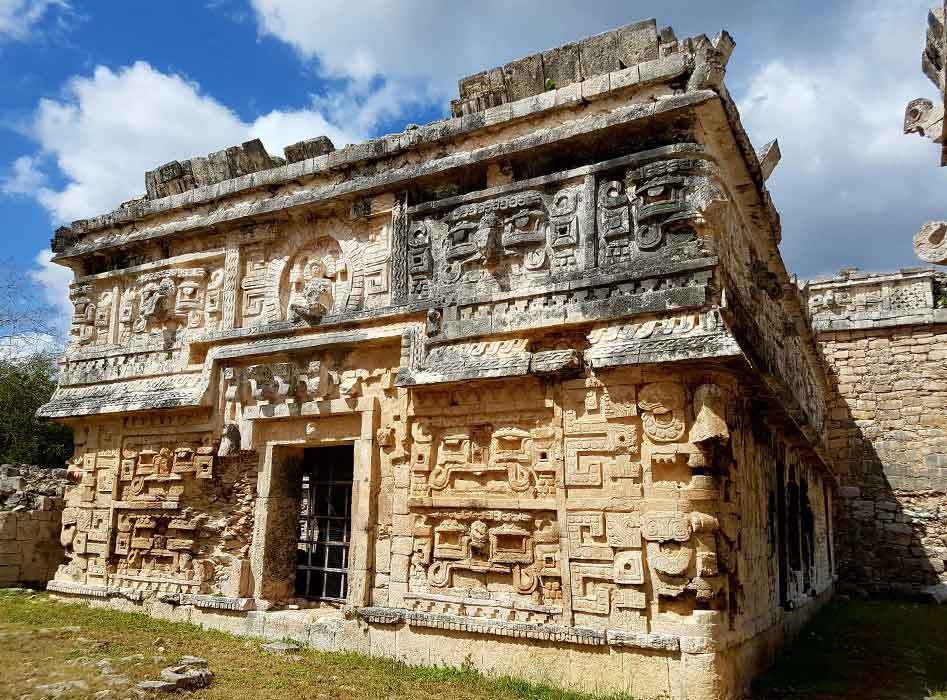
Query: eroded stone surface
0 465 68 587
905 4 947 166
37 16 838 700
806 268 947 597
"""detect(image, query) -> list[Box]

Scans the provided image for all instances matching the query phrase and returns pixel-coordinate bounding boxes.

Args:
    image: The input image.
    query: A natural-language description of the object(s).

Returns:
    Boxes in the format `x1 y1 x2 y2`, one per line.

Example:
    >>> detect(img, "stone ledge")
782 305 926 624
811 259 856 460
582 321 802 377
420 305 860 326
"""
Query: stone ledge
358 606 703 651
158 593 255 611
811 308 947 333
46 581 111 597
401 608 605 645
47 581 143 601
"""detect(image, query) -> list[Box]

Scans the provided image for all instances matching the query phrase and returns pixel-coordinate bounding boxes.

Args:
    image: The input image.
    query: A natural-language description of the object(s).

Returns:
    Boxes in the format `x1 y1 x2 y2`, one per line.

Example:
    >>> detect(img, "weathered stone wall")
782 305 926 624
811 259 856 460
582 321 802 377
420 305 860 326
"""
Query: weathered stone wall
38 16 837 700
806 268 947 595
0 465 68 587
53 413 258 600
56 364 834 700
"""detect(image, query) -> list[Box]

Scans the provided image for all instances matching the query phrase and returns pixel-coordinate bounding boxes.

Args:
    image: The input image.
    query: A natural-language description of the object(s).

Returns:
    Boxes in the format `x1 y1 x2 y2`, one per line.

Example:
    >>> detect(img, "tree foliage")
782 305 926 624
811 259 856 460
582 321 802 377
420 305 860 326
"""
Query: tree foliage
0 261 73 468
0 353 72 467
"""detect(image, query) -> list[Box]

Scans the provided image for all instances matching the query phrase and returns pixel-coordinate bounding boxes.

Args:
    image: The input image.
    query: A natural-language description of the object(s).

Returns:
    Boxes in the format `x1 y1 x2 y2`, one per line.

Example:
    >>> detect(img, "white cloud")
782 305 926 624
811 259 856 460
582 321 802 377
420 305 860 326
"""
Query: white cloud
0 155 45 196
0 0 68 42
29 248 71 315
249 0 643 95
737 0 947 276
10 61 365 224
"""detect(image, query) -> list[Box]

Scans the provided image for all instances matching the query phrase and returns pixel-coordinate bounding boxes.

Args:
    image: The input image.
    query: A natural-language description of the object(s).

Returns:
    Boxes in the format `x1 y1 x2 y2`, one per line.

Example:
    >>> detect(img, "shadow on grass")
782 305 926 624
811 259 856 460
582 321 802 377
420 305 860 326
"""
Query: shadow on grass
753 597 947 699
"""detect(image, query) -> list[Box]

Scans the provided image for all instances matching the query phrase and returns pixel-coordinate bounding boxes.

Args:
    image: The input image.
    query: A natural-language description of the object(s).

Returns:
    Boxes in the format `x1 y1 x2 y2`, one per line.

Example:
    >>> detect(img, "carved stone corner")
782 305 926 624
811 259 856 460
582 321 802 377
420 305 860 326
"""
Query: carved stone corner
688 384 730 445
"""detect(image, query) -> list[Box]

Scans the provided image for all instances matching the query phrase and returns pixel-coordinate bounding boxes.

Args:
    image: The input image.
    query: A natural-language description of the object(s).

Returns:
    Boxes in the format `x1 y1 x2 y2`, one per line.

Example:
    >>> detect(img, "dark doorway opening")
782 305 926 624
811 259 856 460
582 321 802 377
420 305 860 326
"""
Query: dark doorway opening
295 445 354 602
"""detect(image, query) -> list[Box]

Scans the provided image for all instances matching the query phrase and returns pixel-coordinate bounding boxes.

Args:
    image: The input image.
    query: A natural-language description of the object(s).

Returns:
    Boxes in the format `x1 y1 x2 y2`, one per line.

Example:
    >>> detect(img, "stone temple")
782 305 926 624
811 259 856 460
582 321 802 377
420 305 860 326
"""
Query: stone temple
33 13 947 700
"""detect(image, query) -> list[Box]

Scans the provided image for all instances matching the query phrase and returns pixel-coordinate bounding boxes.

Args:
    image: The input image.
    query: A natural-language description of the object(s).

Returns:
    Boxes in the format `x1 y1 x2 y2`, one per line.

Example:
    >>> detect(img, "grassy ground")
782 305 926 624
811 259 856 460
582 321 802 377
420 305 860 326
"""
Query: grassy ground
0 589 635 700
753 597 947 700
5 590 947 700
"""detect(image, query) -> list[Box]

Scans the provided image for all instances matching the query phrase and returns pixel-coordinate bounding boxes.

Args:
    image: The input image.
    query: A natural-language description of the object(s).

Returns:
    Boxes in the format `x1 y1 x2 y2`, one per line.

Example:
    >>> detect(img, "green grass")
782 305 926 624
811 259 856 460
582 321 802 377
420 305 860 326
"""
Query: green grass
753 597 947 699
0 590 637 700
8 590 946 700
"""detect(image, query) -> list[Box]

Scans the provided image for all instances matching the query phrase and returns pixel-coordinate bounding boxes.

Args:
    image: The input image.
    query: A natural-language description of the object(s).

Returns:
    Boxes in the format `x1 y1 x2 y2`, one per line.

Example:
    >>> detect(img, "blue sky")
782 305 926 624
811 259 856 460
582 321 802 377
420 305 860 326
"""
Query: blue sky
1 0 946 319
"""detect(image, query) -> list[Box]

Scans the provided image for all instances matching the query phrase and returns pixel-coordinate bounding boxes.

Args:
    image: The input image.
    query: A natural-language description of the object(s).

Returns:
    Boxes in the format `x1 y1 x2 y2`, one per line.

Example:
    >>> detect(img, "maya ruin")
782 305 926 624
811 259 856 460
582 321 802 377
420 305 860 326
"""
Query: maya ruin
29 8 947 700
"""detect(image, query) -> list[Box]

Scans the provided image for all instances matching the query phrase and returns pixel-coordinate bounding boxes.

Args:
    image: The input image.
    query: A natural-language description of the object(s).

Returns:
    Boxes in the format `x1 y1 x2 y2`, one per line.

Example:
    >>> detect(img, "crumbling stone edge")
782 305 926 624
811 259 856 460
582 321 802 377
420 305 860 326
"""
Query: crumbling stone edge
46 581 831 657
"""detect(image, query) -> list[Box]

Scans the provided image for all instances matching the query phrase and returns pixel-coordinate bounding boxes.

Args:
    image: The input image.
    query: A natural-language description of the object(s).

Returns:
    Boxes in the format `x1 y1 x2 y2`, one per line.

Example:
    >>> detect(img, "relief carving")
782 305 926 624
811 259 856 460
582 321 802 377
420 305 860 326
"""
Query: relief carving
134 269 208 334
407 186 583 301
689 384 729 444
411 420 557 500
287 237 343 323
628 159 702 252
409 511 561 606
638 382 686 442
69 283 100 347
56 430 227 595
598 180 632 265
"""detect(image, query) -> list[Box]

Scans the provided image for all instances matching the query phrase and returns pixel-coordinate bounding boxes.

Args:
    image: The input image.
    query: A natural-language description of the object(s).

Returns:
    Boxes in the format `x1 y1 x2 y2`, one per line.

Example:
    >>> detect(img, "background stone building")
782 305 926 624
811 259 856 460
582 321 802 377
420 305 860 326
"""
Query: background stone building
805 269 947 596
34 16 847 700
801 1 947 600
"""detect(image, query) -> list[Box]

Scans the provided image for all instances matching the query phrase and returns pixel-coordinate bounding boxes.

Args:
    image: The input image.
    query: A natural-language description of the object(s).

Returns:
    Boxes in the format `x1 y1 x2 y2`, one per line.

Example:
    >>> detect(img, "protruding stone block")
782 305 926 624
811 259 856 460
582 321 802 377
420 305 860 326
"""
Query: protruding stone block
284 136 336 164
502 54 545 102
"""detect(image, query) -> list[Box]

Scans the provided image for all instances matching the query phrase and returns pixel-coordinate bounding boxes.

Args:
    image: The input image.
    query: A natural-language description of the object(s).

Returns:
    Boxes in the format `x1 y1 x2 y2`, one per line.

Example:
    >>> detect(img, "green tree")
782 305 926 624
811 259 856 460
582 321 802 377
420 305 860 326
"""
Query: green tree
0 353 72 467
0 261 73 467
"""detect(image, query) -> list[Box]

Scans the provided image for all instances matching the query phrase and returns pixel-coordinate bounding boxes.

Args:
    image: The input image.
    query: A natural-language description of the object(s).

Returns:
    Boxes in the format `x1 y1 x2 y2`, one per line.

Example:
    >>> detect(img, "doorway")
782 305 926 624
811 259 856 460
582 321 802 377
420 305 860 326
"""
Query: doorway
295 445 354 602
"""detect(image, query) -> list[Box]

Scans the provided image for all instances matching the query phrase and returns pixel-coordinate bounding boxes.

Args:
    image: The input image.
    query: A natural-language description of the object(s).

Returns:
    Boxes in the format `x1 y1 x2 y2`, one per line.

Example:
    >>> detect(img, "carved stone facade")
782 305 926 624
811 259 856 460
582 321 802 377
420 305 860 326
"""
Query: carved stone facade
39 18 835 700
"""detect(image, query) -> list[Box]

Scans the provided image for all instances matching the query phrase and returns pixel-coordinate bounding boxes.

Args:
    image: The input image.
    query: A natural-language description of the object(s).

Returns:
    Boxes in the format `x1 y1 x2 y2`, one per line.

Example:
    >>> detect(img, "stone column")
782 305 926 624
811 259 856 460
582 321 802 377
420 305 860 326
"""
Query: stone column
347 399 380 607
250 444 304 602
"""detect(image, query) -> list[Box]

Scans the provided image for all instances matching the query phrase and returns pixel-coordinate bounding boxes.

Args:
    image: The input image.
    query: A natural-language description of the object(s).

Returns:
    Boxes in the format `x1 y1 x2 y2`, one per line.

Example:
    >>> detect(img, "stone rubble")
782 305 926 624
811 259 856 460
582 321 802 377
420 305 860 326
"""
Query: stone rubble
136 657 212 694
0 466 68 587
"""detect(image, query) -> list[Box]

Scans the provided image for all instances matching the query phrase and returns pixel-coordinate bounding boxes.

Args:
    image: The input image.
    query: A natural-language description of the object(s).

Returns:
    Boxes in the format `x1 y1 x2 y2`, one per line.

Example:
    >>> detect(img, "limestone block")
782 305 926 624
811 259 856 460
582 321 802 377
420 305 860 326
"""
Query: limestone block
502 54 545 102
578 29 620 77
0 476 26 491
0 513 16 540
541 43 581 89
614 19 659 66
284 136 335 164
0 564 20 583
16 518 39 543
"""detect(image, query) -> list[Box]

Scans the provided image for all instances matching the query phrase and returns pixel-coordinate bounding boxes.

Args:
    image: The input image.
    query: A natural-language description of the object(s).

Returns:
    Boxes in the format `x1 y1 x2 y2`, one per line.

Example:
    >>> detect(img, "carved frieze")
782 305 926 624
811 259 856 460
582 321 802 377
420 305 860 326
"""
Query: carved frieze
409 419 558 502
409 510 561 606
595 157 719 267
598 180 632 265
628 159 703 252
56 429 221 595
406 185 584 302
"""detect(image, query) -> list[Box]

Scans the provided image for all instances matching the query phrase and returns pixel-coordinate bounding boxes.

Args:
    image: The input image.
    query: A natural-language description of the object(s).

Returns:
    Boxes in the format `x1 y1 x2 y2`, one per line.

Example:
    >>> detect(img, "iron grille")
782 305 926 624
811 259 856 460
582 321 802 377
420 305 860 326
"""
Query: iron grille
295 445 353 601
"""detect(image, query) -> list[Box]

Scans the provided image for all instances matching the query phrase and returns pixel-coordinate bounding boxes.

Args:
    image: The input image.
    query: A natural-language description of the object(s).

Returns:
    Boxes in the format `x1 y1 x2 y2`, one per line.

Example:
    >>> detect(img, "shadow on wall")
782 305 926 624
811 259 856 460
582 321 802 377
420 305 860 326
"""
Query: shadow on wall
825 333 947 601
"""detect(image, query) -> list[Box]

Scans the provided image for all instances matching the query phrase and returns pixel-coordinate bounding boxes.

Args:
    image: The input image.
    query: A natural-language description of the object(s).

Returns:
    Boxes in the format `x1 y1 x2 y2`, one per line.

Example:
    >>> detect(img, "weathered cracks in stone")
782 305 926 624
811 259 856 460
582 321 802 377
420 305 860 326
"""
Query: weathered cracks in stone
32 14 851 700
